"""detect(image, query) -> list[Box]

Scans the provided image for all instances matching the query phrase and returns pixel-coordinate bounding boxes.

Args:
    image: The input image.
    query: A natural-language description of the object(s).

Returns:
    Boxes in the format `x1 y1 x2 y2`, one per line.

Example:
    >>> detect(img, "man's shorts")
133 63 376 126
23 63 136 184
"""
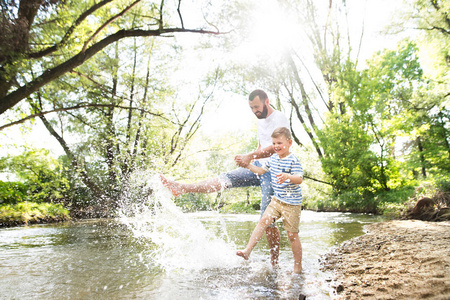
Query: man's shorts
218 165 260 189
264 197 302 233
219 162 275 227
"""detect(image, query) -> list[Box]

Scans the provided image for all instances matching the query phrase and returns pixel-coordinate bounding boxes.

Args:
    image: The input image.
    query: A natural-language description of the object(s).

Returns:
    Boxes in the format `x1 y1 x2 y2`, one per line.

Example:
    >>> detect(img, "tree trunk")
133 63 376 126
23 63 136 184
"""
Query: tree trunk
284 82 323 158
417 136 427 177
36 107 105 200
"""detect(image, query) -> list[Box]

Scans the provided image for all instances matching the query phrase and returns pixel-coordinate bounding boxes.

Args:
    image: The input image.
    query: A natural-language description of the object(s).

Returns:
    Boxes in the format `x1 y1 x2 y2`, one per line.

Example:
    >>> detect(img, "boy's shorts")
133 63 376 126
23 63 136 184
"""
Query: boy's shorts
264 197 302 233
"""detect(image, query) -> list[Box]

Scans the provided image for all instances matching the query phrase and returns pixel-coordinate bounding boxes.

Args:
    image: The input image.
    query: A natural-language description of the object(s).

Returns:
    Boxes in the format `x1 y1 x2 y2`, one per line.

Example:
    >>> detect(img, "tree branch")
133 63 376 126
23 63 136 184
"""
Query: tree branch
81 0 141 53
303 174 332 185
28 0 114 59
159 0 165 30
70 70 109 93
177 0 184 29
0 27 220 115
292 49 330 111
0 103 170 131
423 25 450 35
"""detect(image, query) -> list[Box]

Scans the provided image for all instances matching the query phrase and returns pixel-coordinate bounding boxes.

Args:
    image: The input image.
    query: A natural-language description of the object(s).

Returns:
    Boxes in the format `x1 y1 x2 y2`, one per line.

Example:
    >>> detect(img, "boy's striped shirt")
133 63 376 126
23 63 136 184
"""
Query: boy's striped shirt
263 153 303 205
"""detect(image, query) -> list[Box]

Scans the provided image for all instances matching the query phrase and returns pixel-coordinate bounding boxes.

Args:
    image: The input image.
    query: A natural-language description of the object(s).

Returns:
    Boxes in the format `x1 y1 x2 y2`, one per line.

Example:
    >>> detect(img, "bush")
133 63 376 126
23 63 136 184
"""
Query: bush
0 202 70 226
374 186 416 204
378 202 408 218
0 181 28 204
308 185 416 215
435 178 450 193
0 149 70 205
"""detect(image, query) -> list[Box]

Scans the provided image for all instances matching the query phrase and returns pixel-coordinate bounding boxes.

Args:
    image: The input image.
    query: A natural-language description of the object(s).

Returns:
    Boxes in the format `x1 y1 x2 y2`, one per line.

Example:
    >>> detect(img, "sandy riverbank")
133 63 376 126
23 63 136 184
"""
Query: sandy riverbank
322 220 450 300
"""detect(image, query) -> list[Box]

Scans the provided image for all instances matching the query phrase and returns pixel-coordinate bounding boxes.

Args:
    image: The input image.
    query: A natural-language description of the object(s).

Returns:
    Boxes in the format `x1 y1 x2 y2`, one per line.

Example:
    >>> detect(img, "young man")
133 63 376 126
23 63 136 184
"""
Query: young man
160 89 289 266
237 127 304 274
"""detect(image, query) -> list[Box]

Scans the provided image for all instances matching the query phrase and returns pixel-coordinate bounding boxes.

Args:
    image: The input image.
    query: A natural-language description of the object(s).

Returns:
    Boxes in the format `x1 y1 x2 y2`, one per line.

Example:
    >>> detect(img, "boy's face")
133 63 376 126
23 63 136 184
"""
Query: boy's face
272 136 292 158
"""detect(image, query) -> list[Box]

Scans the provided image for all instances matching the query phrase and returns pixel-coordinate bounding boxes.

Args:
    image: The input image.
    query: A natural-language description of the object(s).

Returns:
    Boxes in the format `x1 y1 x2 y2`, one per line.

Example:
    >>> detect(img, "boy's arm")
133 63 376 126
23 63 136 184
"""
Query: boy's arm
247 164 267 175
276 173 303 184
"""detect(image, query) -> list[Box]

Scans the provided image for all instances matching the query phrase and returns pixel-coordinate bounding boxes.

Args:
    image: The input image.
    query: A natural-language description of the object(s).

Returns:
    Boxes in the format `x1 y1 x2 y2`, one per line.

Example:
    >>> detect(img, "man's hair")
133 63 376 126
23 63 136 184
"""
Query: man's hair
272 127 292 140
249 89 268 101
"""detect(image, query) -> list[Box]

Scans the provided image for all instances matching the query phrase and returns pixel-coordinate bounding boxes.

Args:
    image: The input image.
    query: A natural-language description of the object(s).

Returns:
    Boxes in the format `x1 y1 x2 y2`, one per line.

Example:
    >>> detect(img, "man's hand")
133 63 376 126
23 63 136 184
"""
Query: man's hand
235 154 252 167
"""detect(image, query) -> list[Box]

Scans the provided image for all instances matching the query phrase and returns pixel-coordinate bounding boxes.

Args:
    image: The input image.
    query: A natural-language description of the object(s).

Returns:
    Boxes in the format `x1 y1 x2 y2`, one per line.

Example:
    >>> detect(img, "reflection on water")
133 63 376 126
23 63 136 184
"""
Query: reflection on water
0 175 386 299
0 211 385 299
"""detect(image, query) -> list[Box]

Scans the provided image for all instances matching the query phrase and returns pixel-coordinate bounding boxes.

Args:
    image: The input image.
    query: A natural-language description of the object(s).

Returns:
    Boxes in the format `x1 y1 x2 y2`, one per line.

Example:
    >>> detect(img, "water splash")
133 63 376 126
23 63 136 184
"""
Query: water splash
118 173 241 272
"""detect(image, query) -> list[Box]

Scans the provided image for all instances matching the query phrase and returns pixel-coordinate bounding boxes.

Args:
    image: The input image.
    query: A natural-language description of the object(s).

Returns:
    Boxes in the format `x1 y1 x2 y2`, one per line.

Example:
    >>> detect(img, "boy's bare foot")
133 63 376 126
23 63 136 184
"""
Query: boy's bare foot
236 250 250 260
159 174 184 197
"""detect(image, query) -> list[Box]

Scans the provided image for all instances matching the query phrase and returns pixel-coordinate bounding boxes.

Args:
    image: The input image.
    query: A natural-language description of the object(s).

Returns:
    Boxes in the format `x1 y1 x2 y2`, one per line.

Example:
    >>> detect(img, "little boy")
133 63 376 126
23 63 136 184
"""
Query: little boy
236 127 304 274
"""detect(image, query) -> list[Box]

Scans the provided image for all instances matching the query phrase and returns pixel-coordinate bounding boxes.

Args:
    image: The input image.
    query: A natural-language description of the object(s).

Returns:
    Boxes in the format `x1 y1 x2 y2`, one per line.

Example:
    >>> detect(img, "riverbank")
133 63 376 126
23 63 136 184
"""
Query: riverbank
322 220 450 299
0 202 70 227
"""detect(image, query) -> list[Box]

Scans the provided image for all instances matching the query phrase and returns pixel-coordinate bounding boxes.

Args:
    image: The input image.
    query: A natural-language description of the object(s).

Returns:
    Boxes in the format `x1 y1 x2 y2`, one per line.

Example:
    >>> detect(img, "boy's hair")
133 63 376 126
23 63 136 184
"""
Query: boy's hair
249 89 268 101
272 127 292 140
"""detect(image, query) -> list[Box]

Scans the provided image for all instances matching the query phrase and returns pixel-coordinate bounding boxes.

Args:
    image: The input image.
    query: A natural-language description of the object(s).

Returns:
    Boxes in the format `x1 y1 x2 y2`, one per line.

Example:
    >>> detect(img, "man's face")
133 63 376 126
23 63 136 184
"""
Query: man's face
249 96 268 119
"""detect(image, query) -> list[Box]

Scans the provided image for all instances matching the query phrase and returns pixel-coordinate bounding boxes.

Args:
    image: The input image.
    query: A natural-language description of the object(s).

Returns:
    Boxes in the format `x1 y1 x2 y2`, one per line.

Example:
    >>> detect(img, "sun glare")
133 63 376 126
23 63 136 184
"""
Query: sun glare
234 1 299 62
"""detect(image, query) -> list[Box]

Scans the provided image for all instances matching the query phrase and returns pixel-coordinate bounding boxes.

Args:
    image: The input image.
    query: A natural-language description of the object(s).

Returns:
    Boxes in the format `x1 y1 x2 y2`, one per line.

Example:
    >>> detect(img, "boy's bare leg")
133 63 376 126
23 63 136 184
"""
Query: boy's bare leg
237 214 274 260
160 175 223 197
287 231 302 274
266 226 280 266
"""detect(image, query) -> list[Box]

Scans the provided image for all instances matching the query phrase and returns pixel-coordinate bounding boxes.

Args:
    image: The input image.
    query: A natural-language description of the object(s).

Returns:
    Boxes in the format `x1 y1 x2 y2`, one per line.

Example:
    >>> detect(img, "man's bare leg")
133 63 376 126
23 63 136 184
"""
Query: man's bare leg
160 175 223 197
266 226 280 267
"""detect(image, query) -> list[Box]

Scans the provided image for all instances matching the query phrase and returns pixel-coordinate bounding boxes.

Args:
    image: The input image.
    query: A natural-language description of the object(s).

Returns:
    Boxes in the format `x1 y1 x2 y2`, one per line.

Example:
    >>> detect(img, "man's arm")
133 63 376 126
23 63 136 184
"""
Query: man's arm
249 144 275 160
235 144 275 167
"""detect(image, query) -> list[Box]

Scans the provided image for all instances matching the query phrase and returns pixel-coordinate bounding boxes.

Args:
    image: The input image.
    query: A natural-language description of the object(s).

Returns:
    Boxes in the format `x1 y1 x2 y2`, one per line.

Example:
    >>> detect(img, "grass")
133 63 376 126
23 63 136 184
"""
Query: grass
0 201 70 226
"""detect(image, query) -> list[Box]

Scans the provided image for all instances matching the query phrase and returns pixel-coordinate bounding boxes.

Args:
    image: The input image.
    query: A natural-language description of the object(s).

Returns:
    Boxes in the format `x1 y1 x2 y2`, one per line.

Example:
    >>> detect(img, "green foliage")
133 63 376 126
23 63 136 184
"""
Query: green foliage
374 186 416 215
24 34 221 213
296 144 333 211
220 200 259 214
0 181 28 204
174 193 215 212
0 148 70 205
318 40 449 209
377 202 407 219
308 184 416 215
331 190 378 213
0 202 70 226
318 113 378 193
401 0 450 96
436 177 450 193
1 0 447 219
1 0 227 217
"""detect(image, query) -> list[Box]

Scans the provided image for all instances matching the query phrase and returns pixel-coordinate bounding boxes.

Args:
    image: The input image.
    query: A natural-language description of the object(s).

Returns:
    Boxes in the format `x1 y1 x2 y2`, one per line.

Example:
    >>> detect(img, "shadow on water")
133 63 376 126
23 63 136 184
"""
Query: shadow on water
0 177 386 299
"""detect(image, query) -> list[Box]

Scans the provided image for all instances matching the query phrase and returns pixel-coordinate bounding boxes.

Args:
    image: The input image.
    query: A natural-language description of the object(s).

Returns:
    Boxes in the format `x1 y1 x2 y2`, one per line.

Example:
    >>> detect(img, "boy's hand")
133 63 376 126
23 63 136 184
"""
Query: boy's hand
235 154 252 167
276 173 289 184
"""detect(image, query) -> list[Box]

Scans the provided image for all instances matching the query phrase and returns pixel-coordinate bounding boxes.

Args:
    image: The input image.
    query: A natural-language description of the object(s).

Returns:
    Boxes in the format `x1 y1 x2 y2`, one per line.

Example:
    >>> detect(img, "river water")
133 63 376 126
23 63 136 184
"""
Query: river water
0 178 386 299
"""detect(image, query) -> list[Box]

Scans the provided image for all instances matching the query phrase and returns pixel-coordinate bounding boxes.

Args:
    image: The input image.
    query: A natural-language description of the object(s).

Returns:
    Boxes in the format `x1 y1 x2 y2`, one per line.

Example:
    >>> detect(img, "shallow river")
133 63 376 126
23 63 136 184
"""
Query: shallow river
0 210 385 299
